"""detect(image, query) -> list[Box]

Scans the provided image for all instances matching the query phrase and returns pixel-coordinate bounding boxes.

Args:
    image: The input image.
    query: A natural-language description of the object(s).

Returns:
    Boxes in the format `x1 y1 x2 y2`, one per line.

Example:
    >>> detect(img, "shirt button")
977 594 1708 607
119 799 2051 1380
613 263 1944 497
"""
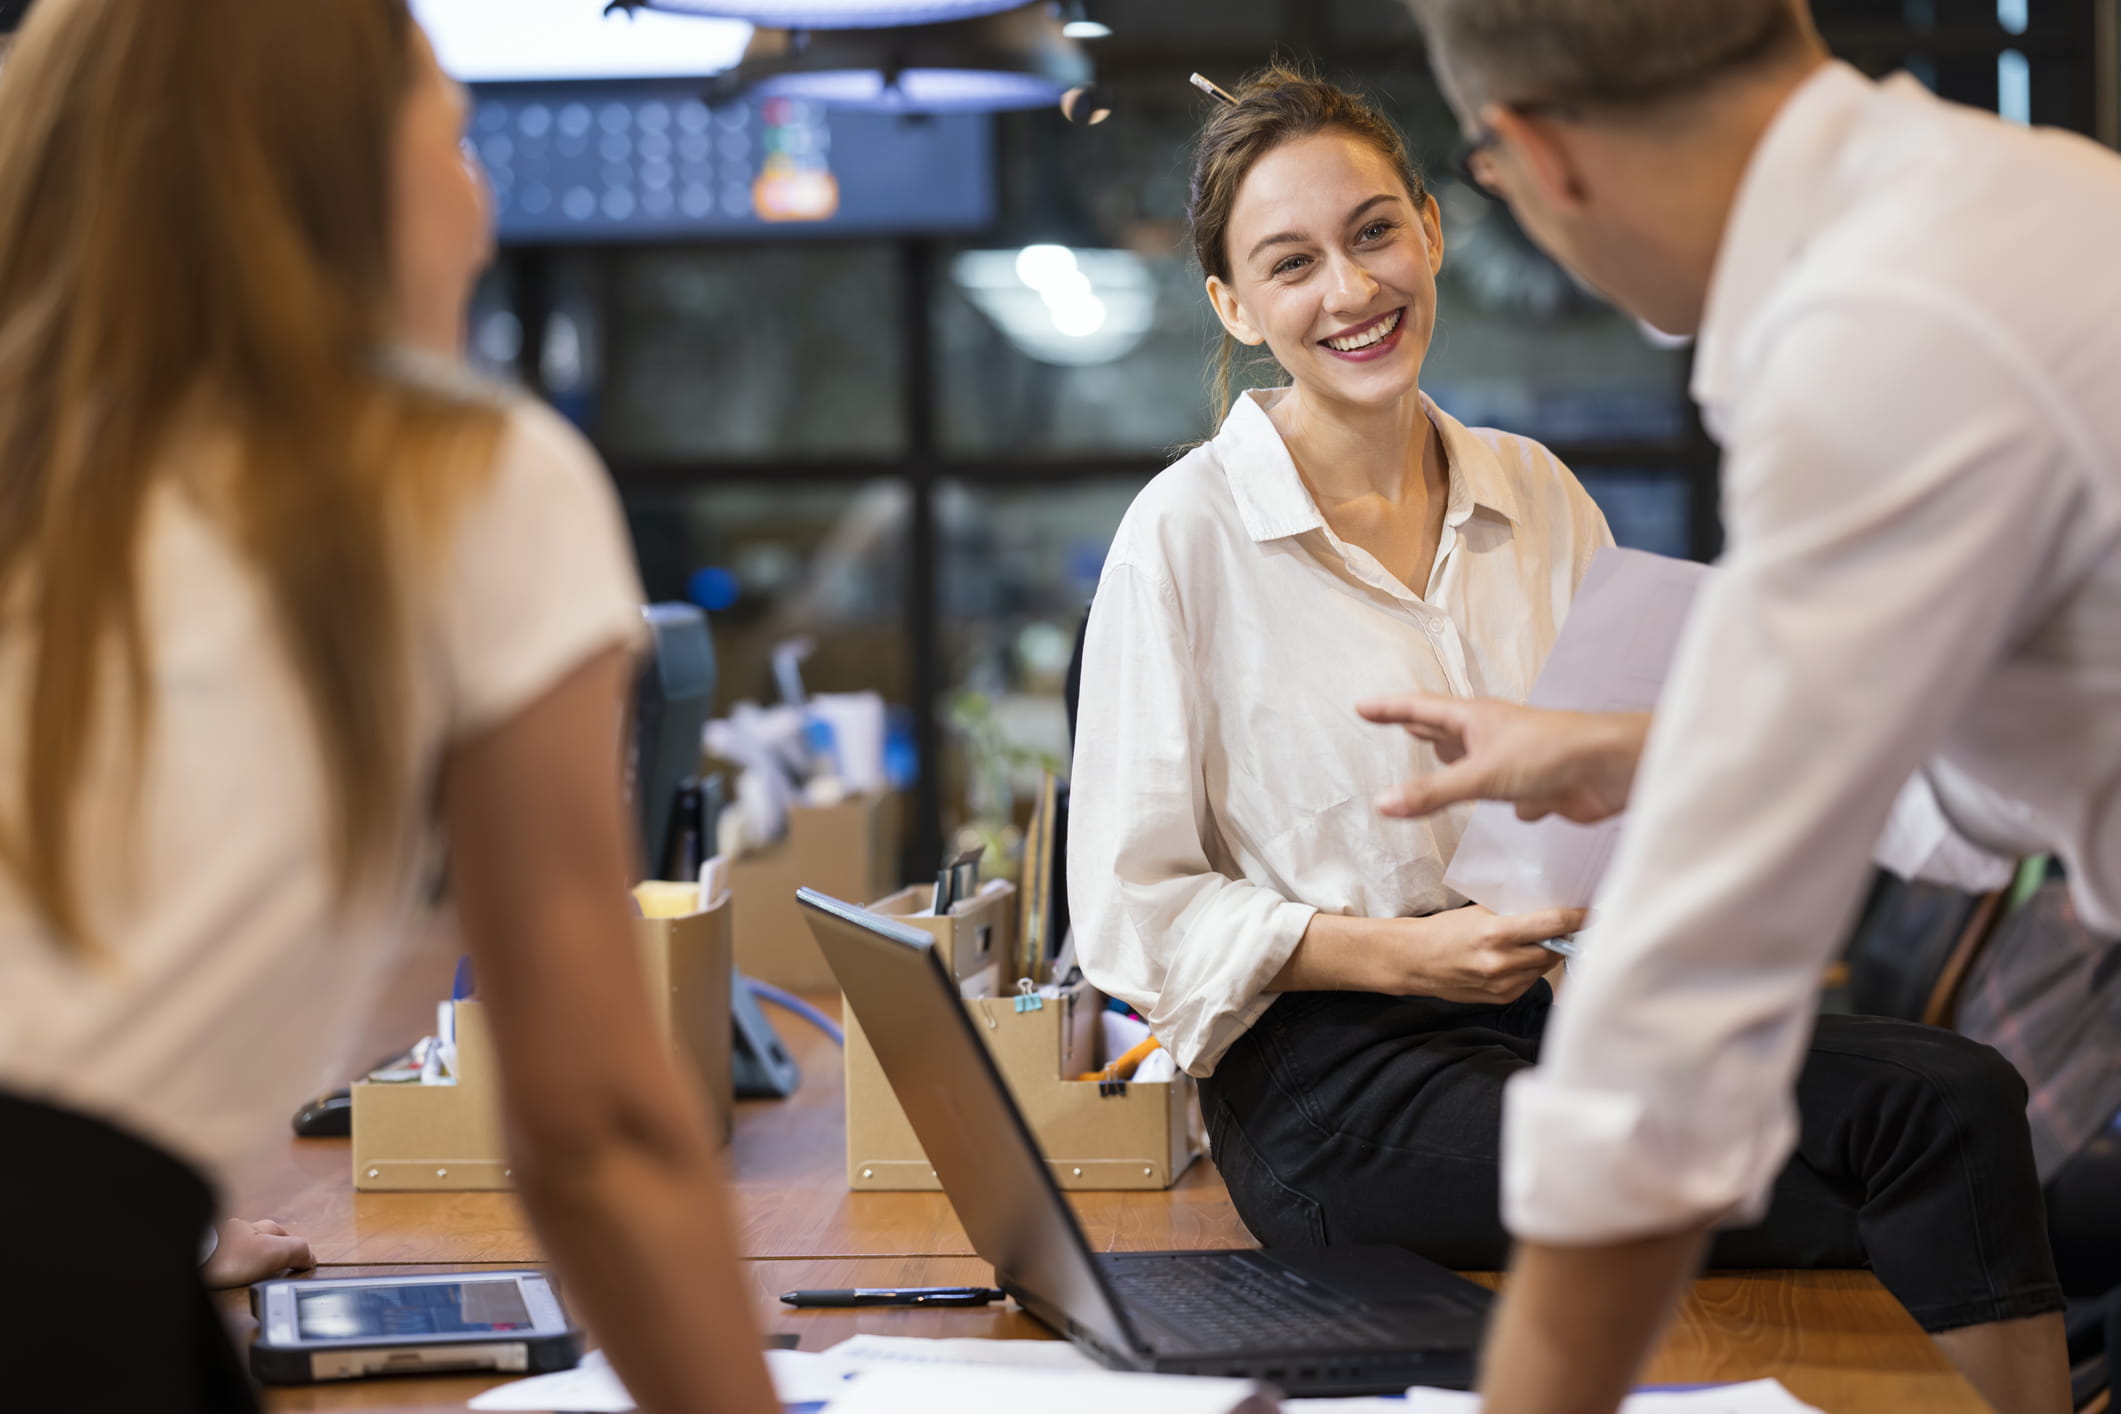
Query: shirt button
1426 620 1447 637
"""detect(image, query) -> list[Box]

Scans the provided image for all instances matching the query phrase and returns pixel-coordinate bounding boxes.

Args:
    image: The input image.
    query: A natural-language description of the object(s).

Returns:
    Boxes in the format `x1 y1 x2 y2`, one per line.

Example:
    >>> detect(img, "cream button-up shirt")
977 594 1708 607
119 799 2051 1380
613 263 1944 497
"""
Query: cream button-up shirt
1069 389 1614 1074
1506 62 2121 1247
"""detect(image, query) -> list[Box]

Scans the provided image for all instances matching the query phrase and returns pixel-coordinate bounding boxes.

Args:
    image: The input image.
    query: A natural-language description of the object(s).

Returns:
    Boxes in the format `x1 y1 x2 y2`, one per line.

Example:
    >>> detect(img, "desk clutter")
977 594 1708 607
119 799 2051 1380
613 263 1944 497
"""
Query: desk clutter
843 879 1202 1192
467 1332 1829 1413
347 882 734 1191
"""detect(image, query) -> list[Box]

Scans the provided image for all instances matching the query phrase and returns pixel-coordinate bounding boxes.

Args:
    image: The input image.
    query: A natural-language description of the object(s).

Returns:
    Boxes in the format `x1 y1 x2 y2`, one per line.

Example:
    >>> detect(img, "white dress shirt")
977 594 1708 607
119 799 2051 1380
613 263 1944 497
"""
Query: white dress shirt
1505 62 2121 1246
0 400 645 1184
1070 389 1614 1073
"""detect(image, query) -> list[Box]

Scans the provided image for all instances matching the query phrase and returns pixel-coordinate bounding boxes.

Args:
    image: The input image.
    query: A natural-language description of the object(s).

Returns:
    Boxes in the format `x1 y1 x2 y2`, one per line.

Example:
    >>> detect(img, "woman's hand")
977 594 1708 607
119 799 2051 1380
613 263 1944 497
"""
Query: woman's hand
1382 905 1586 1005
200 1218 314 1289
1273 905 1586 1003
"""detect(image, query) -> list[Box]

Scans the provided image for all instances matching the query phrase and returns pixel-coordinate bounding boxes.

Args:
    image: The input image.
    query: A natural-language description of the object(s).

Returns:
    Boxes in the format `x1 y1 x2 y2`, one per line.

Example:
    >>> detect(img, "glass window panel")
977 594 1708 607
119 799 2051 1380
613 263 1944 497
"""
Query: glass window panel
1327 0 1424 41
1091 0 1283 45
601 245 906 460
938 64 1691 455
621 481 911 715
936 479 1142 839
466 258 528 387
1575 470 1697 562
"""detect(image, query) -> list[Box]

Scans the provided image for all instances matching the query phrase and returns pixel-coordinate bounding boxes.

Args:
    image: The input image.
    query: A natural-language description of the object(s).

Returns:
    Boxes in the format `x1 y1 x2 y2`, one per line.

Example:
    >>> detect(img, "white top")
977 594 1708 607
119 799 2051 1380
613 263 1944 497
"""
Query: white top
1069 390 1614 1073
0 398 646 1183
1506 62 2121 1246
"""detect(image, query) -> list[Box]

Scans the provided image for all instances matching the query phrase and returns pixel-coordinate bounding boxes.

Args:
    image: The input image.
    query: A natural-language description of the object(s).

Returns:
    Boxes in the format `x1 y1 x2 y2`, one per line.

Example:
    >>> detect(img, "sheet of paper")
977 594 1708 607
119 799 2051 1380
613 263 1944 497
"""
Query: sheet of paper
466 1347 853 1411
467 1349 632 1412
817 1364 1277 1414
1405 1379 1823 1414
1442 547 1713 917
820 1334 1102 1372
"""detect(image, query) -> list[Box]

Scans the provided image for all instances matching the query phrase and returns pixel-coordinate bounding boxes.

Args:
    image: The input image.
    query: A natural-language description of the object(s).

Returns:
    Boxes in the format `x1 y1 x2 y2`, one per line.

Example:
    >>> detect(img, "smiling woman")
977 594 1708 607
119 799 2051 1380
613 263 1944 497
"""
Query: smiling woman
1065 72 2066 1355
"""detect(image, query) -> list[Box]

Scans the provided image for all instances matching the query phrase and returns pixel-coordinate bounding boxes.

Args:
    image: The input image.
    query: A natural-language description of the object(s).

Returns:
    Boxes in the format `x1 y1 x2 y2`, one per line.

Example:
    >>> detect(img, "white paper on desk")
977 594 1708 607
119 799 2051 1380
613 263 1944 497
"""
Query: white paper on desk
821 1334 1102 1372
1404 1378 1823 1414
467 1349 632 1412
465 1347 853 1411
1442 548 1713 918
818 1364 1278 1414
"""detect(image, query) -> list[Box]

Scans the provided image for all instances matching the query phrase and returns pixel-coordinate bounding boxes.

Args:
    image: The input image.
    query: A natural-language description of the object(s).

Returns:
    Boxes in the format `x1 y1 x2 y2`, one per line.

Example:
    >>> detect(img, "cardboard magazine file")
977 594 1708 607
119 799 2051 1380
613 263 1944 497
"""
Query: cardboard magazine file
350 892 733 1192
864 881 1019 991
728 792 899 992
843 908 1204 1193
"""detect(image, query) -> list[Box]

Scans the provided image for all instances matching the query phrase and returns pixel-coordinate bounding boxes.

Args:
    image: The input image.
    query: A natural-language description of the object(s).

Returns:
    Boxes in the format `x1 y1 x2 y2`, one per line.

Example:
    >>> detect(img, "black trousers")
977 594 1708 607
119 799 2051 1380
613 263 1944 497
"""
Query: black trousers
1199 985 2067 1335
0 1091 260 1413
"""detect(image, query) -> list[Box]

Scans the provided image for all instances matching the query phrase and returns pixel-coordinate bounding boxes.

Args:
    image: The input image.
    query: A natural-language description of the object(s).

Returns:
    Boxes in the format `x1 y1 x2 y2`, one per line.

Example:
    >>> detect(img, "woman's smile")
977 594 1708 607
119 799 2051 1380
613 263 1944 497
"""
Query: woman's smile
1321 306 1406 361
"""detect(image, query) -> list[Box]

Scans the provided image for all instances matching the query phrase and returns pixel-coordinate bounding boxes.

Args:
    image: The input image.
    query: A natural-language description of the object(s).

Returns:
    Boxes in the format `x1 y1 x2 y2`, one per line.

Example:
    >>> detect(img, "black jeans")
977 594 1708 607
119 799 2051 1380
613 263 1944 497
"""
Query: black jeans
1199 985 2066 1335
0 1091 260 1413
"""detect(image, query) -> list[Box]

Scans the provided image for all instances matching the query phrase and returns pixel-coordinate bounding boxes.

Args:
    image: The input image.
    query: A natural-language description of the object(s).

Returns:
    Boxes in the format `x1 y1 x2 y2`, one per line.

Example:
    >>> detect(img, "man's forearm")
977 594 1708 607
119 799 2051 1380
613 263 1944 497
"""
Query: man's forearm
1479 1227 1709 1414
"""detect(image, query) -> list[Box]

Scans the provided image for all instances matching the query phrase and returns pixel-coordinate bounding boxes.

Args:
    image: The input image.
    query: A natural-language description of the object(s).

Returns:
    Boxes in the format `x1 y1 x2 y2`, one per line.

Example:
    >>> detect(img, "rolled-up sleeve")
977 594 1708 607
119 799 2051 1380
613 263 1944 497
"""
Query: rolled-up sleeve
1068 562 1318 1074
1504 291 2091 1245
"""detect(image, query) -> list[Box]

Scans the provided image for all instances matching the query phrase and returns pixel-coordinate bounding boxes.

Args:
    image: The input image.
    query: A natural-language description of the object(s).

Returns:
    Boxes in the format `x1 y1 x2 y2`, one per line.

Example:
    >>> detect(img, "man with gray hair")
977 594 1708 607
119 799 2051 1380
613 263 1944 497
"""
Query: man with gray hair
1360 1 2121 1411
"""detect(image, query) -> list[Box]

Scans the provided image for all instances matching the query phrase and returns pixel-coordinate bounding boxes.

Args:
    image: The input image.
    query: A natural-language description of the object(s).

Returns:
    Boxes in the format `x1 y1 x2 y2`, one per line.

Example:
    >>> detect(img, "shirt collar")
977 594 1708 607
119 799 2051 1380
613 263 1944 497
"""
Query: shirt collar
1691 60 1878 431
1214 388 1522 545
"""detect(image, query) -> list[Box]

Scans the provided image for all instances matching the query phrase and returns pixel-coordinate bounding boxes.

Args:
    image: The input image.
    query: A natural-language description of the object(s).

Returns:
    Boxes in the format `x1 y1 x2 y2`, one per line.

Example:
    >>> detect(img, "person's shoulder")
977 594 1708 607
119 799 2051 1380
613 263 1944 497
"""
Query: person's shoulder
1445 414 1612 544
491 394 608 490
1454 418 1592 503
1103 437 1245 579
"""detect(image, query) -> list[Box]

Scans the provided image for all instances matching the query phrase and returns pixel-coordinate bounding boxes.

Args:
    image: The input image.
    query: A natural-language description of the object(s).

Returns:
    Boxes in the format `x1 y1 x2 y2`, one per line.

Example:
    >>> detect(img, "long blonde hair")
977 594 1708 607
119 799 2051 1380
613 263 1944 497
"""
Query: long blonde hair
0 0 505 955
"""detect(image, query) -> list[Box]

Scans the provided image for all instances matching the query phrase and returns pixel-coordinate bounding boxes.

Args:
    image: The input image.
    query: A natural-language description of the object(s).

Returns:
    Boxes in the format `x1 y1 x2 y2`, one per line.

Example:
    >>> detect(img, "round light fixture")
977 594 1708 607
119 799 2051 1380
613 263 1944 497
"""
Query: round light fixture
951 245 1156 367
1056 0 1110 39
611 0 1023 27
700 4 1091 114
752 68 1064 111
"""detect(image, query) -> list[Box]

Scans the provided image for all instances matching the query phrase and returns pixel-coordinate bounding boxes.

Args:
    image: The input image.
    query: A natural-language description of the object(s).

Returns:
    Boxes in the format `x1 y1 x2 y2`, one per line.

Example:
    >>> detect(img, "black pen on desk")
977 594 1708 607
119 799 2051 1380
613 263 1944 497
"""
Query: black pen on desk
780 1287 1006 1309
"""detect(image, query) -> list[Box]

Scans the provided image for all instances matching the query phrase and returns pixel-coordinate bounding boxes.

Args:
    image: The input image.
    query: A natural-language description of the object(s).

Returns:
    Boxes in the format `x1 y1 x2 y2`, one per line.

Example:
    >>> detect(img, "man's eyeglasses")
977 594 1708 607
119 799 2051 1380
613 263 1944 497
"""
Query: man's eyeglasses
1451 101 1577 202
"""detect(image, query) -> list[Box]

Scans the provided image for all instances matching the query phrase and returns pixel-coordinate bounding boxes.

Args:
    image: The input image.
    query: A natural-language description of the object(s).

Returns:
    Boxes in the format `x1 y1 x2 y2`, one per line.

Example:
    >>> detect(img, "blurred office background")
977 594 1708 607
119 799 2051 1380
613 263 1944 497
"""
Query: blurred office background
426 0 2119 874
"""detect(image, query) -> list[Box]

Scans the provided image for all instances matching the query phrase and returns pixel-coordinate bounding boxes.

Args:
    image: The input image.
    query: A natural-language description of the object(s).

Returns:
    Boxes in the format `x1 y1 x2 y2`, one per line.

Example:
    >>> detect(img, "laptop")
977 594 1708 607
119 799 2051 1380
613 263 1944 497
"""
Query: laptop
798 888 1492 1397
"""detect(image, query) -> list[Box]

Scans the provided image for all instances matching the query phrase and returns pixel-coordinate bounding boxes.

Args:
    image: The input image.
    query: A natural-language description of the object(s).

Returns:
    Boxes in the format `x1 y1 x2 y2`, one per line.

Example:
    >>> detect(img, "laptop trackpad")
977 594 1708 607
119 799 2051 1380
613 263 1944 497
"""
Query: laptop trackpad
1261 1246 1494 1313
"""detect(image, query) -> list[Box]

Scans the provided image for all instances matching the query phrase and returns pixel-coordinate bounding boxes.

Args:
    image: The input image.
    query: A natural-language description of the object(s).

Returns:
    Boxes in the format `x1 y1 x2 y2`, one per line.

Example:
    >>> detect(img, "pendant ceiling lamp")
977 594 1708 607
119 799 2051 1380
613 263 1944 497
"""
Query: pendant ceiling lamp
608 0 1024 28
667 2 1093 114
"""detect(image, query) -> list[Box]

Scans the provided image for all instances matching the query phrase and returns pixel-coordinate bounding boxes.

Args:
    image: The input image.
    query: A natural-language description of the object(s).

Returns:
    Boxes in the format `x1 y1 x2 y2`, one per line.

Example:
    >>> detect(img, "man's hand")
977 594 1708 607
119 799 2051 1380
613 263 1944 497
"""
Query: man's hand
201 1218 314 1289
1356 695 1650 824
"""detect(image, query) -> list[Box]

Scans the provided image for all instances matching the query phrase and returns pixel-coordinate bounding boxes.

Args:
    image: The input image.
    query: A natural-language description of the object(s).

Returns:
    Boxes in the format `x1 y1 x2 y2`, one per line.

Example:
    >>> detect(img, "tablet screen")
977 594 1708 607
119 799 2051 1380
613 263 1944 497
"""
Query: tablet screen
295 1281 532 1341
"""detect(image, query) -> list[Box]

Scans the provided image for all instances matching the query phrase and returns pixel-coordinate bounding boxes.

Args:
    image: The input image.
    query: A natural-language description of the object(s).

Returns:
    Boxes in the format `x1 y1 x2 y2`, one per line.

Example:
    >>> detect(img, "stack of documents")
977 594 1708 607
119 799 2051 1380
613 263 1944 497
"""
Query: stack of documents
468 1332 1823 1414
1443 547 1711 918
1391 1381 1824 1414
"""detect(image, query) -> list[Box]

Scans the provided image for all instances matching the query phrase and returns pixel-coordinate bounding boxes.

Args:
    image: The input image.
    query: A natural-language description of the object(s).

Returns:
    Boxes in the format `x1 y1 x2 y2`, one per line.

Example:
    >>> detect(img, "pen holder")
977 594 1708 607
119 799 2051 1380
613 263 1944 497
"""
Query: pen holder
843 953 1203 1193
863 881 1018 993
350 888 734 1191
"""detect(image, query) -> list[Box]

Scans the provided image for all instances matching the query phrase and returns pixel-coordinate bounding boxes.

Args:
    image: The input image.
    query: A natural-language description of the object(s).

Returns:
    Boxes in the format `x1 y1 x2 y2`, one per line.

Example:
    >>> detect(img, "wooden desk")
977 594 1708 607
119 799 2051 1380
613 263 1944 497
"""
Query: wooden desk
226 937 1991 1413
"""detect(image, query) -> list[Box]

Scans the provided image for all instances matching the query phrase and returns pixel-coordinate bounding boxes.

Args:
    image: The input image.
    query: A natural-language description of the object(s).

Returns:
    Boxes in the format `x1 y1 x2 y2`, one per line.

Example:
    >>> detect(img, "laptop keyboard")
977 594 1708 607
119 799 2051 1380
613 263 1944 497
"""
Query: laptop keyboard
1103 1254 1404 1350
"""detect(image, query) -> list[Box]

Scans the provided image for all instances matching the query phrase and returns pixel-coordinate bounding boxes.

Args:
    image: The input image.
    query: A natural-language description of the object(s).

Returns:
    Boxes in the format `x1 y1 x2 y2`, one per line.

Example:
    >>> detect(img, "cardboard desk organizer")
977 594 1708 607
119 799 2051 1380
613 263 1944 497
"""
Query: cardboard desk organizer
843 882 1204 1192
729 793 899 992
350 885 732 1191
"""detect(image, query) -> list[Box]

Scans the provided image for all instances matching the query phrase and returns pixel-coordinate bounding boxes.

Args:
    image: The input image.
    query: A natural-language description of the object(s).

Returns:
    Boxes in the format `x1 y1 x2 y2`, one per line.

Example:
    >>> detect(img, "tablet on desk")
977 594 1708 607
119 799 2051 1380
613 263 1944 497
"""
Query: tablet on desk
249 1270 580 1385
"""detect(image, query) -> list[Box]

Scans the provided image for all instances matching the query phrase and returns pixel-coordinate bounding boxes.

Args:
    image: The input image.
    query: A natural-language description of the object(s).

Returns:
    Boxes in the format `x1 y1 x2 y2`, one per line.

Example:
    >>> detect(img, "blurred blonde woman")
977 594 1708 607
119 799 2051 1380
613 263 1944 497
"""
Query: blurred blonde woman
0 2 776 1410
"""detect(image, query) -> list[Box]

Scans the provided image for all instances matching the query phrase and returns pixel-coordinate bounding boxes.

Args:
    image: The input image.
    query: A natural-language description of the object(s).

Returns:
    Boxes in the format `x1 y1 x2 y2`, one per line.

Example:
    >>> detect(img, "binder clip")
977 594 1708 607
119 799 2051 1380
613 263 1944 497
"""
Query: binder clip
1013 978 1043 1014
1097 1068 1128 1100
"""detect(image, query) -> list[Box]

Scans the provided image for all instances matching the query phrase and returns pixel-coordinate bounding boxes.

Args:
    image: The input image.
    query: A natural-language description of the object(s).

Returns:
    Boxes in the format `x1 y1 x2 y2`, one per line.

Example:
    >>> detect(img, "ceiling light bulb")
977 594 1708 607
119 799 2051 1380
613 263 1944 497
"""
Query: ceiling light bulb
1015 243 1079 290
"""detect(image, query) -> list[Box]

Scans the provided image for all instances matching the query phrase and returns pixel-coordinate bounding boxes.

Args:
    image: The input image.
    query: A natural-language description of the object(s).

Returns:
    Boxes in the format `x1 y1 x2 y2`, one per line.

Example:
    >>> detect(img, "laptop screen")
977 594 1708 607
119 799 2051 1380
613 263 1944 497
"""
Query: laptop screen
798 889 1142 1360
